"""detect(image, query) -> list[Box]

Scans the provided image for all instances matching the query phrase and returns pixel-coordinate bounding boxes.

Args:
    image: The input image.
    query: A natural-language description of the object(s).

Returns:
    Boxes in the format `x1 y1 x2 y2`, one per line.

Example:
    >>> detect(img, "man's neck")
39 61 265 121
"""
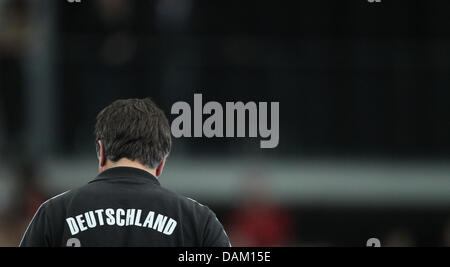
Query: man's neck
102 158 157 177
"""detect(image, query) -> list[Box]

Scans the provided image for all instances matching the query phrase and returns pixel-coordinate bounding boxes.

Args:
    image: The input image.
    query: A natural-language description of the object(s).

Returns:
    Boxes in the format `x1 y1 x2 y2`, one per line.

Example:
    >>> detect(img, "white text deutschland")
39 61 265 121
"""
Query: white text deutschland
66 208 177 236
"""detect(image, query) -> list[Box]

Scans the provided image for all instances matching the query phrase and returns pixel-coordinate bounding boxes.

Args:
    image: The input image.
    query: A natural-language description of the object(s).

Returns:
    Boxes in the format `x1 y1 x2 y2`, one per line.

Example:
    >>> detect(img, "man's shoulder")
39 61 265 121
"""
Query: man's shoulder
40 181 216 220
157 186 214 215
40 190 73 210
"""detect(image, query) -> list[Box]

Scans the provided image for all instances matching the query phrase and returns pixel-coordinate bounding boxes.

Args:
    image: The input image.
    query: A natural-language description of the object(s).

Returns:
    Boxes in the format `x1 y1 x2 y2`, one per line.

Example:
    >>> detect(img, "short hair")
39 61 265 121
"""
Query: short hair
94 98 172 169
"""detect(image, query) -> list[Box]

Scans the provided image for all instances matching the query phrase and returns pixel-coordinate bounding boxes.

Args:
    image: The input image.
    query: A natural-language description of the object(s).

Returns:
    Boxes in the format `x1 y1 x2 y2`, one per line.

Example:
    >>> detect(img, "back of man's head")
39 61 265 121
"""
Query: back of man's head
94 98 172 169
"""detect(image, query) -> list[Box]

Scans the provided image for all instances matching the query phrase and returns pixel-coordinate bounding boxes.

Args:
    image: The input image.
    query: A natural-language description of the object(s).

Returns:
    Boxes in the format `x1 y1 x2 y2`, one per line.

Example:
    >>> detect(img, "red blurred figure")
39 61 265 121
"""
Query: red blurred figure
227 169 294 247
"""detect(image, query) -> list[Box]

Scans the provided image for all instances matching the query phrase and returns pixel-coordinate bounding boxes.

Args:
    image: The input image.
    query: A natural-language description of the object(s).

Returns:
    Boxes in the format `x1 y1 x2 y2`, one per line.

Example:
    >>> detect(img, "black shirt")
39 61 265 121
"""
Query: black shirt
20 167 231 247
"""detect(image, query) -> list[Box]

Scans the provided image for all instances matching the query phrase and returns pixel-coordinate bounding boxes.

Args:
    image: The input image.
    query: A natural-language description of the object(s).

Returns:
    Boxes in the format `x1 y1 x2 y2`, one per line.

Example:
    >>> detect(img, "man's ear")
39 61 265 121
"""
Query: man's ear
155 157 167 177
98 140 107 172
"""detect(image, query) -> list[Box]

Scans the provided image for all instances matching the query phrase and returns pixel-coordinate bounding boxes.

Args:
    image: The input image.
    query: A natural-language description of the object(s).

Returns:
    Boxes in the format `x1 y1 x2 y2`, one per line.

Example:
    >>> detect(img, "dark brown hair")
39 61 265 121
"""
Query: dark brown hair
95 98 172 169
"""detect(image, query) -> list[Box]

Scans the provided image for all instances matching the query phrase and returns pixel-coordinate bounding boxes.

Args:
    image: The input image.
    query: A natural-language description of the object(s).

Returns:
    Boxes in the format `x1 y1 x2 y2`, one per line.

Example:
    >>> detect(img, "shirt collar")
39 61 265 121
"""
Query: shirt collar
89 167 160 186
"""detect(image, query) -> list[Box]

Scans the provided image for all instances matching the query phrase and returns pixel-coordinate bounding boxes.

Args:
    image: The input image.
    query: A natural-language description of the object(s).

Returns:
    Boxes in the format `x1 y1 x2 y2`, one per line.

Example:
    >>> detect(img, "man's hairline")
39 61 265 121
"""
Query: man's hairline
96 139 169 169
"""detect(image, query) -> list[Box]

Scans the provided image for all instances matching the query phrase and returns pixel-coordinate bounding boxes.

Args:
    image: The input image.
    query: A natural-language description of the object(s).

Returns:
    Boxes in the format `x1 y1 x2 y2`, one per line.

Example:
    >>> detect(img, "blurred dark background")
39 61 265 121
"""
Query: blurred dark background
0 0 449 246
